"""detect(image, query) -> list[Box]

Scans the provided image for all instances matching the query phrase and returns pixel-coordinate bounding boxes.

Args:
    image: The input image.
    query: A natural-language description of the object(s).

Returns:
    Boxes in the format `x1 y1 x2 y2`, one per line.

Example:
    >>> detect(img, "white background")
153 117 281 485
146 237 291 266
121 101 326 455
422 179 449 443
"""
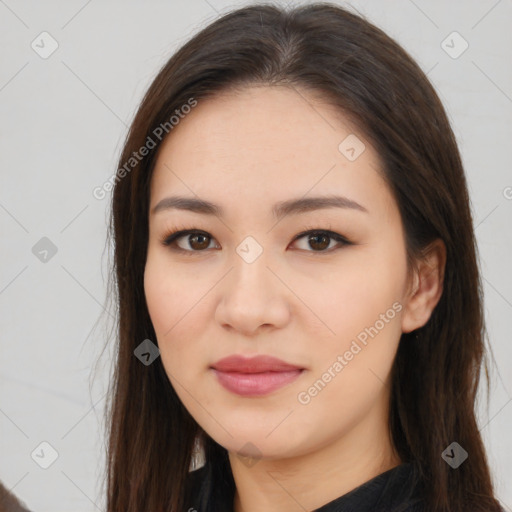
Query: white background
1 0 511 510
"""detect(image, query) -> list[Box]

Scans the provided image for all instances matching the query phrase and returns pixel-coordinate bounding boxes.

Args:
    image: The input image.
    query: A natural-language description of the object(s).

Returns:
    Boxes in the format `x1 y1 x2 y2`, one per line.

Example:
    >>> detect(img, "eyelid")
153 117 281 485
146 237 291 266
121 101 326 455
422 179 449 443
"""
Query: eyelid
160 224 352 255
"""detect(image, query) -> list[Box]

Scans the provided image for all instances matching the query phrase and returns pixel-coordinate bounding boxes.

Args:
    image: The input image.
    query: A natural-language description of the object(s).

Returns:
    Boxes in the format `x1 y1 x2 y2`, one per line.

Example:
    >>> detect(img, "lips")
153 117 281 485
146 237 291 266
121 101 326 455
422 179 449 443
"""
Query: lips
210 355 305 396
211 354 303 373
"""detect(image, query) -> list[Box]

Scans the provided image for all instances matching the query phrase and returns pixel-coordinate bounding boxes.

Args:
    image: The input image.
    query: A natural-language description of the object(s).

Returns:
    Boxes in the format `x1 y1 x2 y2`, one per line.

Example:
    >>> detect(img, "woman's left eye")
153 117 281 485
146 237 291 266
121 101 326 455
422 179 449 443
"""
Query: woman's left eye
160 228 351 255
292 230 350 252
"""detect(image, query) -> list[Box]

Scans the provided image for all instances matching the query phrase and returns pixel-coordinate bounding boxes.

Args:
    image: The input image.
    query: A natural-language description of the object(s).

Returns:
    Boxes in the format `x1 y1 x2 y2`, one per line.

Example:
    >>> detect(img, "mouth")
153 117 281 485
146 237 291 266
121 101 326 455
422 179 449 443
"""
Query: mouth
210 368 304 396
210 354 305 397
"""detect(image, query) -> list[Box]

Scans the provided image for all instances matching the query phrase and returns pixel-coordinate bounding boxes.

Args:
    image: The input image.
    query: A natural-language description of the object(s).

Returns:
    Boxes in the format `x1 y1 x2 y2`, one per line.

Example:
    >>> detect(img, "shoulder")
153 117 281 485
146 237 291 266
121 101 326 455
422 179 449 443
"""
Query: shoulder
183 463 214 512
184 460 235 512
186 464 209 490
185 462 210 493
377 462 427 511
399 500 428 512
398 499 507 512
382 464 506 512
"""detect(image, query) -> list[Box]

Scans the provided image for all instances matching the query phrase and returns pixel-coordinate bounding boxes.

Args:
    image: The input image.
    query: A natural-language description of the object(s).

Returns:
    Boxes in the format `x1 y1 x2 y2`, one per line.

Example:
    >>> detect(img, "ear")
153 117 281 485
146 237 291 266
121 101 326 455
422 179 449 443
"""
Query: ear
401 239 446 334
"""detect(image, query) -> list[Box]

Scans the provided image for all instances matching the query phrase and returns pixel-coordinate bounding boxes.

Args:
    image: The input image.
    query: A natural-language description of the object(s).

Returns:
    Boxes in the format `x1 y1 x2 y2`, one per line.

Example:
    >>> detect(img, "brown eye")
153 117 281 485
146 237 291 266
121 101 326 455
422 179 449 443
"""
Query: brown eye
174 232 215 251
292 230 350 252
306 233 330 251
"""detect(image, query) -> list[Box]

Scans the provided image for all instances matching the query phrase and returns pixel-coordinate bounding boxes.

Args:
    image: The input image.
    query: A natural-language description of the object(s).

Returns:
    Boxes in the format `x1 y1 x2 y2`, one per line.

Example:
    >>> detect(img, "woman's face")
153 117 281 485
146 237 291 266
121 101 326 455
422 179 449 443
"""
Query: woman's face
144 85 416 461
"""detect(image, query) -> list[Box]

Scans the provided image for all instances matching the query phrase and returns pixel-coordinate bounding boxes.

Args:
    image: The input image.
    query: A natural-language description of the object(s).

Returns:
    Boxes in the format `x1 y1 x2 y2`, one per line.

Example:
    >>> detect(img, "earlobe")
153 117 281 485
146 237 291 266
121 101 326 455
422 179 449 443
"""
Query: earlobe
401 239 446 334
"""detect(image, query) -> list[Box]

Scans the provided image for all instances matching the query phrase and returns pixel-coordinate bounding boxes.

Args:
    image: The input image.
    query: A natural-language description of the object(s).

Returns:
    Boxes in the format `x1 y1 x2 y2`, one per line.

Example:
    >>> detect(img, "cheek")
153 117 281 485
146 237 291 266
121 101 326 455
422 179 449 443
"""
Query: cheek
295 303 403 440
144 259 188 359
299 251 405 347
297 245 406 396
143 257 212 377
144 261 174 334
144 251 201 332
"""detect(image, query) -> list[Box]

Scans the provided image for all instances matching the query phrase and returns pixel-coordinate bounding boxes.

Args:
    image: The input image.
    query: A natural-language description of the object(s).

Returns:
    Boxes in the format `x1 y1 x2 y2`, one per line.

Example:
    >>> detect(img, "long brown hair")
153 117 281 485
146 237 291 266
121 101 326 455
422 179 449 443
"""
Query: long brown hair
102 3 502 511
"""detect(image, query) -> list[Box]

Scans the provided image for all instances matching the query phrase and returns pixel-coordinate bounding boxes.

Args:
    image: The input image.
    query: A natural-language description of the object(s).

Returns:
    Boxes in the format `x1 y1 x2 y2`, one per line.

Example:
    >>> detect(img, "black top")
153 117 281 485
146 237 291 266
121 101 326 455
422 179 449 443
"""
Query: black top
185 460 429 512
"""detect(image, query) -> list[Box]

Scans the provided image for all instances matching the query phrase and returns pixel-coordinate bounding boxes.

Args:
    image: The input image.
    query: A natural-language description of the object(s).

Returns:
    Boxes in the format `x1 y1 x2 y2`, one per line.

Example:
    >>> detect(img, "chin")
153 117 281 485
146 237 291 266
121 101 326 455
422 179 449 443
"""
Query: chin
208 425 312 462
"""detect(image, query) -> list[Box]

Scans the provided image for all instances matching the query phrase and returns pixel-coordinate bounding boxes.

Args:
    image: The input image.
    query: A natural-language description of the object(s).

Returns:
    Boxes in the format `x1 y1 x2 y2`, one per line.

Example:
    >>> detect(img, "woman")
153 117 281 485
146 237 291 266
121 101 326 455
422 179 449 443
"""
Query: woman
103 3 505 511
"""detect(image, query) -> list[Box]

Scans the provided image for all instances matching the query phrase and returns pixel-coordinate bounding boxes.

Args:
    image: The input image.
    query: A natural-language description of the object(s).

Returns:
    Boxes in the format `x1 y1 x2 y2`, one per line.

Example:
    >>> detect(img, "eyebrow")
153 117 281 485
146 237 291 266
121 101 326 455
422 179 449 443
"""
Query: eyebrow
151 194 368 219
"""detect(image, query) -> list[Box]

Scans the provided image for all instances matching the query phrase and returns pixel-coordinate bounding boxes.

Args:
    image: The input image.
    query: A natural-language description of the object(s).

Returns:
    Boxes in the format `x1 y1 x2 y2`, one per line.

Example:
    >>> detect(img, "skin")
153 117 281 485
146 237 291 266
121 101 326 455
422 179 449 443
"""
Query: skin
144 85 446 512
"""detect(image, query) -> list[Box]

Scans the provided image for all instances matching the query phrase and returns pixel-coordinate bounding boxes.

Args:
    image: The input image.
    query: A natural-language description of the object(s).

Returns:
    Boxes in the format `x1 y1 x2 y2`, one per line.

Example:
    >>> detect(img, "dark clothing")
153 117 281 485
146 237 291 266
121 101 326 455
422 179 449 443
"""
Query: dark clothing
185 460 430 511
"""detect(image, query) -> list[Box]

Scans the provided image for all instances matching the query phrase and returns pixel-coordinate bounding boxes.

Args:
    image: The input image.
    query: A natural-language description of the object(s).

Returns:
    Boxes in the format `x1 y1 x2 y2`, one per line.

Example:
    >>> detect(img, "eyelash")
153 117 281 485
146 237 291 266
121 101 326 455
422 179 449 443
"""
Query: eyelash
159 223 353 256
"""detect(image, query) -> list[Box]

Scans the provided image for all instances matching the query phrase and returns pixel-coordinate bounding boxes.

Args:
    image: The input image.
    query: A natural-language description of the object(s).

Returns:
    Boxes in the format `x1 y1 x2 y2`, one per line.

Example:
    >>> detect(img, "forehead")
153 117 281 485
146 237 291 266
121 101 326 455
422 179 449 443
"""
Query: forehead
150 85 394 220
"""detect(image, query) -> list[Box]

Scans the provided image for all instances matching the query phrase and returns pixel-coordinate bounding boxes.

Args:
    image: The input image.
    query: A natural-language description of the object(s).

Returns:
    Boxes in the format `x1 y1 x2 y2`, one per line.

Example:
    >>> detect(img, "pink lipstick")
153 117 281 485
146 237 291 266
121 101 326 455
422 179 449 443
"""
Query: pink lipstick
210 354 304 397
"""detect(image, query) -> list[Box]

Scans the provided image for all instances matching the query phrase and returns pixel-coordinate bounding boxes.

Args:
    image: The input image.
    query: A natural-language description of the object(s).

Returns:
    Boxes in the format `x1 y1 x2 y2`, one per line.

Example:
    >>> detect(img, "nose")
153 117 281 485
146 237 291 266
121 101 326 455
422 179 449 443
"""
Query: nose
214 250 291 337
